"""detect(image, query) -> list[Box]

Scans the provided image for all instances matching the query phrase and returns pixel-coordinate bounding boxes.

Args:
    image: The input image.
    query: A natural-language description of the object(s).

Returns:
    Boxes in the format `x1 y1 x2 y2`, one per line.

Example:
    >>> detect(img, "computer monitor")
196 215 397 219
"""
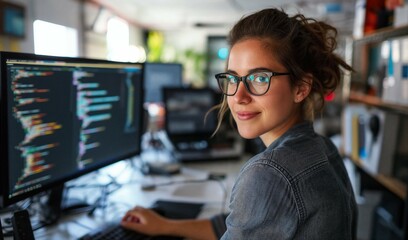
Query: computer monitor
0 51 144 221
143 62 183 104
163 87 218 150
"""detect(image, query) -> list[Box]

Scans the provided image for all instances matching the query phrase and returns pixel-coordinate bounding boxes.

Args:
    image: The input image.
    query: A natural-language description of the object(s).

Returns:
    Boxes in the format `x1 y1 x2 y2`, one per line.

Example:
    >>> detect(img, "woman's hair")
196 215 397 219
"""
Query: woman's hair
213 8 352 133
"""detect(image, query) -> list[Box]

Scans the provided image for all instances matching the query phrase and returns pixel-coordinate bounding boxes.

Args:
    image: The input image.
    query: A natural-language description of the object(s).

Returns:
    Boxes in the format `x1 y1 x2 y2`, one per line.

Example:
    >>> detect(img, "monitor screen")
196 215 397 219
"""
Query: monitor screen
163 87 217 142
143 62 183 103
0 51 144 207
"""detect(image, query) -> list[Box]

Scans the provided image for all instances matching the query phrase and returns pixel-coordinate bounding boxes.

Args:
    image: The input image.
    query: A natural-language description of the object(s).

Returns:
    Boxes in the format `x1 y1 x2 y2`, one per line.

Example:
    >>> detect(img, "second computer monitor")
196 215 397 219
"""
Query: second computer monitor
163 87 218 147
143 62 183 104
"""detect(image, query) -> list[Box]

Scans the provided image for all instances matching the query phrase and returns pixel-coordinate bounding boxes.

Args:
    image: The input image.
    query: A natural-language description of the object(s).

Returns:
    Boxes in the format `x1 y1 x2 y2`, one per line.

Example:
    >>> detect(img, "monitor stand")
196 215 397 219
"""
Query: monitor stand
141 131 181 175
144 161 181 175
40 184 92 225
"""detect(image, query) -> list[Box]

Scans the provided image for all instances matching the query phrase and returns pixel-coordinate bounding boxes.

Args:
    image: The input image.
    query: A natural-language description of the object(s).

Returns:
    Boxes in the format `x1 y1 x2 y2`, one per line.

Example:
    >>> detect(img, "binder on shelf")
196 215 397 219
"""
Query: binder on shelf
400 38 408 105
351 115 367 161
382 40 400 104
382 36 408 105
342 104 368 159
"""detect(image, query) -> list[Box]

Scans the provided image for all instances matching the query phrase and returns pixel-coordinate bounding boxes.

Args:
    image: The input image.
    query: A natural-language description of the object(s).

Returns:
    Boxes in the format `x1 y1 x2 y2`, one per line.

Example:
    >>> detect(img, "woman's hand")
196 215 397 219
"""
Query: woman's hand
120 206 171 236
121 205 217 240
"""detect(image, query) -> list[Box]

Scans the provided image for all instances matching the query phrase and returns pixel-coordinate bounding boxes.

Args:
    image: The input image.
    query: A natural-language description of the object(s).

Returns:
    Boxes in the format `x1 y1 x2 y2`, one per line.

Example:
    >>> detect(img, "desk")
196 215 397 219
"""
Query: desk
1 156 246 239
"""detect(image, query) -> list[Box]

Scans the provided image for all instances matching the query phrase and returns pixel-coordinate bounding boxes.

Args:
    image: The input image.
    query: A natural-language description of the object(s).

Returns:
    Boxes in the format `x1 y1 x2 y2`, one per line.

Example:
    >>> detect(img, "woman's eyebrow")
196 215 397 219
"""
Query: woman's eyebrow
226 67 273 76
248 67 273 73
226 69 238 75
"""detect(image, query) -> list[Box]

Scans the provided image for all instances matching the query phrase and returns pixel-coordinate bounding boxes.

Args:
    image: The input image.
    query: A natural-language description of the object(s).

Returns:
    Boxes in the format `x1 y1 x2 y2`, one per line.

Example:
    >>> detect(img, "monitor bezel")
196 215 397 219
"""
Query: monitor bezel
0 51 144 207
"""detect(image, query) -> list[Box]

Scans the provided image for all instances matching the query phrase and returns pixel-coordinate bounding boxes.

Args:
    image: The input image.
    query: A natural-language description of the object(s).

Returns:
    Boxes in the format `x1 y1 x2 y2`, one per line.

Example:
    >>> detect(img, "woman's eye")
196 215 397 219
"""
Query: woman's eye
251 74 269 83
227 75 238 83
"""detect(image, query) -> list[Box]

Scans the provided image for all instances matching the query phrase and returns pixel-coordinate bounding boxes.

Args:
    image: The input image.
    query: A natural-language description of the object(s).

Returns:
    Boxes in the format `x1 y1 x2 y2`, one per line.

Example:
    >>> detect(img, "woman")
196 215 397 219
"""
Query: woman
121 8 357 240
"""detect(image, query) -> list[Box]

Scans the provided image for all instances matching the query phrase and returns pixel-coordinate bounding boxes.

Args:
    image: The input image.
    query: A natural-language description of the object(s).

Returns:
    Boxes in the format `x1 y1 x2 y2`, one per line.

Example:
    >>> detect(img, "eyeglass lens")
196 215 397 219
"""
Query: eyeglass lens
217 72 271 96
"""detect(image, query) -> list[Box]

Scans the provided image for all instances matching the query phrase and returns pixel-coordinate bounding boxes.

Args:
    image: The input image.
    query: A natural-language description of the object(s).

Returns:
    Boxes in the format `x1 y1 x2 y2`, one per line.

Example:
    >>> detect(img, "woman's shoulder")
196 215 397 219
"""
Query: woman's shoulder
245 134 335 181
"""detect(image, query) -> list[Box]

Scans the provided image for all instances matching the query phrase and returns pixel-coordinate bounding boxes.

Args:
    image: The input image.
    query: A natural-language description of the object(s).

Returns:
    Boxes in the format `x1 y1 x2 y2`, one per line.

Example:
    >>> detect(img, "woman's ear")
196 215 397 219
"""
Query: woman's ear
294 74 313 103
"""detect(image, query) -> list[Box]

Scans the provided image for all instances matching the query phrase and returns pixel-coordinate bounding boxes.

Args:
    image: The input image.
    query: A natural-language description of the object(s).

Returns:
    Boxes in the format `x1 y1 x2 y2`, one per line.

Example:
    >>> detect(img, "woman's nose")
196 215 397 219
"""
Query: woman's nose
233 82 251 103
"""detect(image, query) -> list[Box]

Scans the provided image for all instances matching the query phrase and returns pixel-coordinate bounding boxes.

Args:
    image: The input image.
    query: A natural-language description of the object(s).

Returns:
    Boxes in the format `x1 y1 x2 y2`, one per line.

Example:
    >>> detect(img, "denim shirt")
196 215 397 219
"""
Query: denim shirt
211 122 357 239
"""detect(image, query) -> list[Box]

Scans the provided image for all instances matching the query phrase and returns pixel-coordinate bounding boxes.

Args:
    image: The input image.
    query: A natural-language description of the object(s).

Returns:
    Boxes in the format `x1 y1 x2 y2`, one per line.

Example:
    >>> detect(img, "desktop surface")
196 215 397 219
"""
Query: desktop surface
1 156 246 239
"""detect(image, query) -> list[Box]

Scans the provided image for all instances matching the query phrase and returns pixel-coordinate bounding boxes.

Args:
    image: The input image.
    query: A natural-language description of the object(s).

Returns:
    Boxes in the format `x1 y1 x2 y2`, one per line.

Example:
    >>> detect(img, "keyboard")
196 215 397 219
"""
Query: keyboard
78 223 183 240
79 223 155 240
79 200 203 240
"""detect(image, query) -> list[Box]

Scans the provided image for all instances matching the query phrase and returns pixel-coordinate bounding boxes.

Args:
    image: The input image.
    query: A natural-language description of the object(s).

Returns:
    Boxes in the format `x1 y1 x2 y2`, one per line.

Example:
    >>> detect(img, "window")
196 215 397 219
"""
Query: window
33 20 78 57
107 17 146 62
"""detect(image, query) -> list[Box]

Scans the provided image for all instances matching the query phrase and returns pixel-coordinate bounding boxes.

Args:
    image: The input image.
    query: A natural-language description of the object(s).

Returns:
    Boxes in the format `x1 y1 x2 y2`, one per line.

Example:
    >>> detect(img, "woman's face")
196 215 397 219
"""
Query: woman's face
227 38 302 146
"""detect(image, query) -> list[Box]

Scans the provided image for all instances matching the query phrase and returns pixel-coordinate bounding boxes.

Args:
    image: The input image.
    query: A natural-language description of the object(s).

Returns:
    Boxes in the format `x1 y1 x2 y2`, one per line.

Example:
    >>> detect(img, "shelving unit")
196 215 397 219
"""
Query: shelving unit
344 24 408 240
349 91 408 115
345 153 406 200
347 92 408 201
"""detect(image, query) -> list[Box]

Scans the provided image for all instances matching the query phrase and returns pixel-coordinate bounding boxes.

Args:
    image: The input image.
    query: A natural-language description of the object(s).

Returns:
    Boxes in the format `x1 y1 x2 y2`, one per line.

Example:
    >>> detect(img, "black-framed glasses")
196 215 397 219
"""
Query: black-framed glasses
215 71 290 96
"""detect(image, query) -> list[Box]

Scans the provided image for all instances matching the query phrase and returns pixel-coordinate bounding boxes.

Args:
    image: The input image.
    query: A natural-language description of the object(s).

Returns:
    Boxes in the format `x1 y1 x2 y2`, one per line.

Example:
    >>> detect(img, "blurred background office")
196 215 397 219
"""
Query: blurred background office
5 0 353 85
2 0 408 239
3 0 361 137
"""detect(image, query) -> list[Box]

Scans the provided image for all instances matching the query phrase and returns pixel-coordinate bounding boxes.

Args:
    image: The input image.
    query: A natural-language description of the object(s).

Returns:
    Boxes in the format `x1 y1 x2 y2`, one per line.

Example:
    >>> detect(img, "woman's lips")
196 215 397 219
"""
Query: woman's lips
236 111 259 120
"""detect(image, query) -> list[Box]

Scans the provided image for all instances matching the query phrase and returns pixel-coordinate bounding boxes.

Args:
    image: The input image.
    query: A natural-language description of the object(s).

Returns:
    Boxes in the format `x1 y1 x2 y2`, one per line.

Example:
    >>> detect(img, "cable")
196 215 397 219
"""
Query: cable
140 178 208 191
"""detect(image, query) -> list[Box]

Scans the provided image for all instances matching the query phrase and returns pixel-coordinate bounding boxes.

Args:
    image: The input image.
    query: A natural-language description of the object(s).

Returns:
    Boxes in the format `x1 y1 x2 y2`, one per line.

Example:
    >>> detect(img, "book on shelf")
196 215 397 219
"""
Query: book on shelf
342 104 368 159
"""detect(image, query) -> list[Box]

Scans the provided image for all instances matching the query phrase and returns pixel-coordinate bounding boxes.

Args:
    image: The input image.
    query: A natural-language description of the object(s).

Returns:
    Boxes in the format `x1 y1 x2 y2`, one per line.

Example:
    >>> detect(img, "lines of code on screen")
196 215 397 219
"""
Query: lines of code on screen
6 60 142 199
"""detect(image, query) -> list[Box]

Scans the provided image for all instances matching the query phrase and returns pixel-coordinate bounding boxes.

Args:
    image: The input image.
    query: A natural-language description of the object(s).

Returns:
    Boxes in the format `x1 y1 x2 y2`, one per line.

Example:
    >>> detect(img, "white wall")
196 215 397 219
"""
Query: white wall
7 0 83 55
5 0 147 60
2 0 219 63
164 26 227 54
